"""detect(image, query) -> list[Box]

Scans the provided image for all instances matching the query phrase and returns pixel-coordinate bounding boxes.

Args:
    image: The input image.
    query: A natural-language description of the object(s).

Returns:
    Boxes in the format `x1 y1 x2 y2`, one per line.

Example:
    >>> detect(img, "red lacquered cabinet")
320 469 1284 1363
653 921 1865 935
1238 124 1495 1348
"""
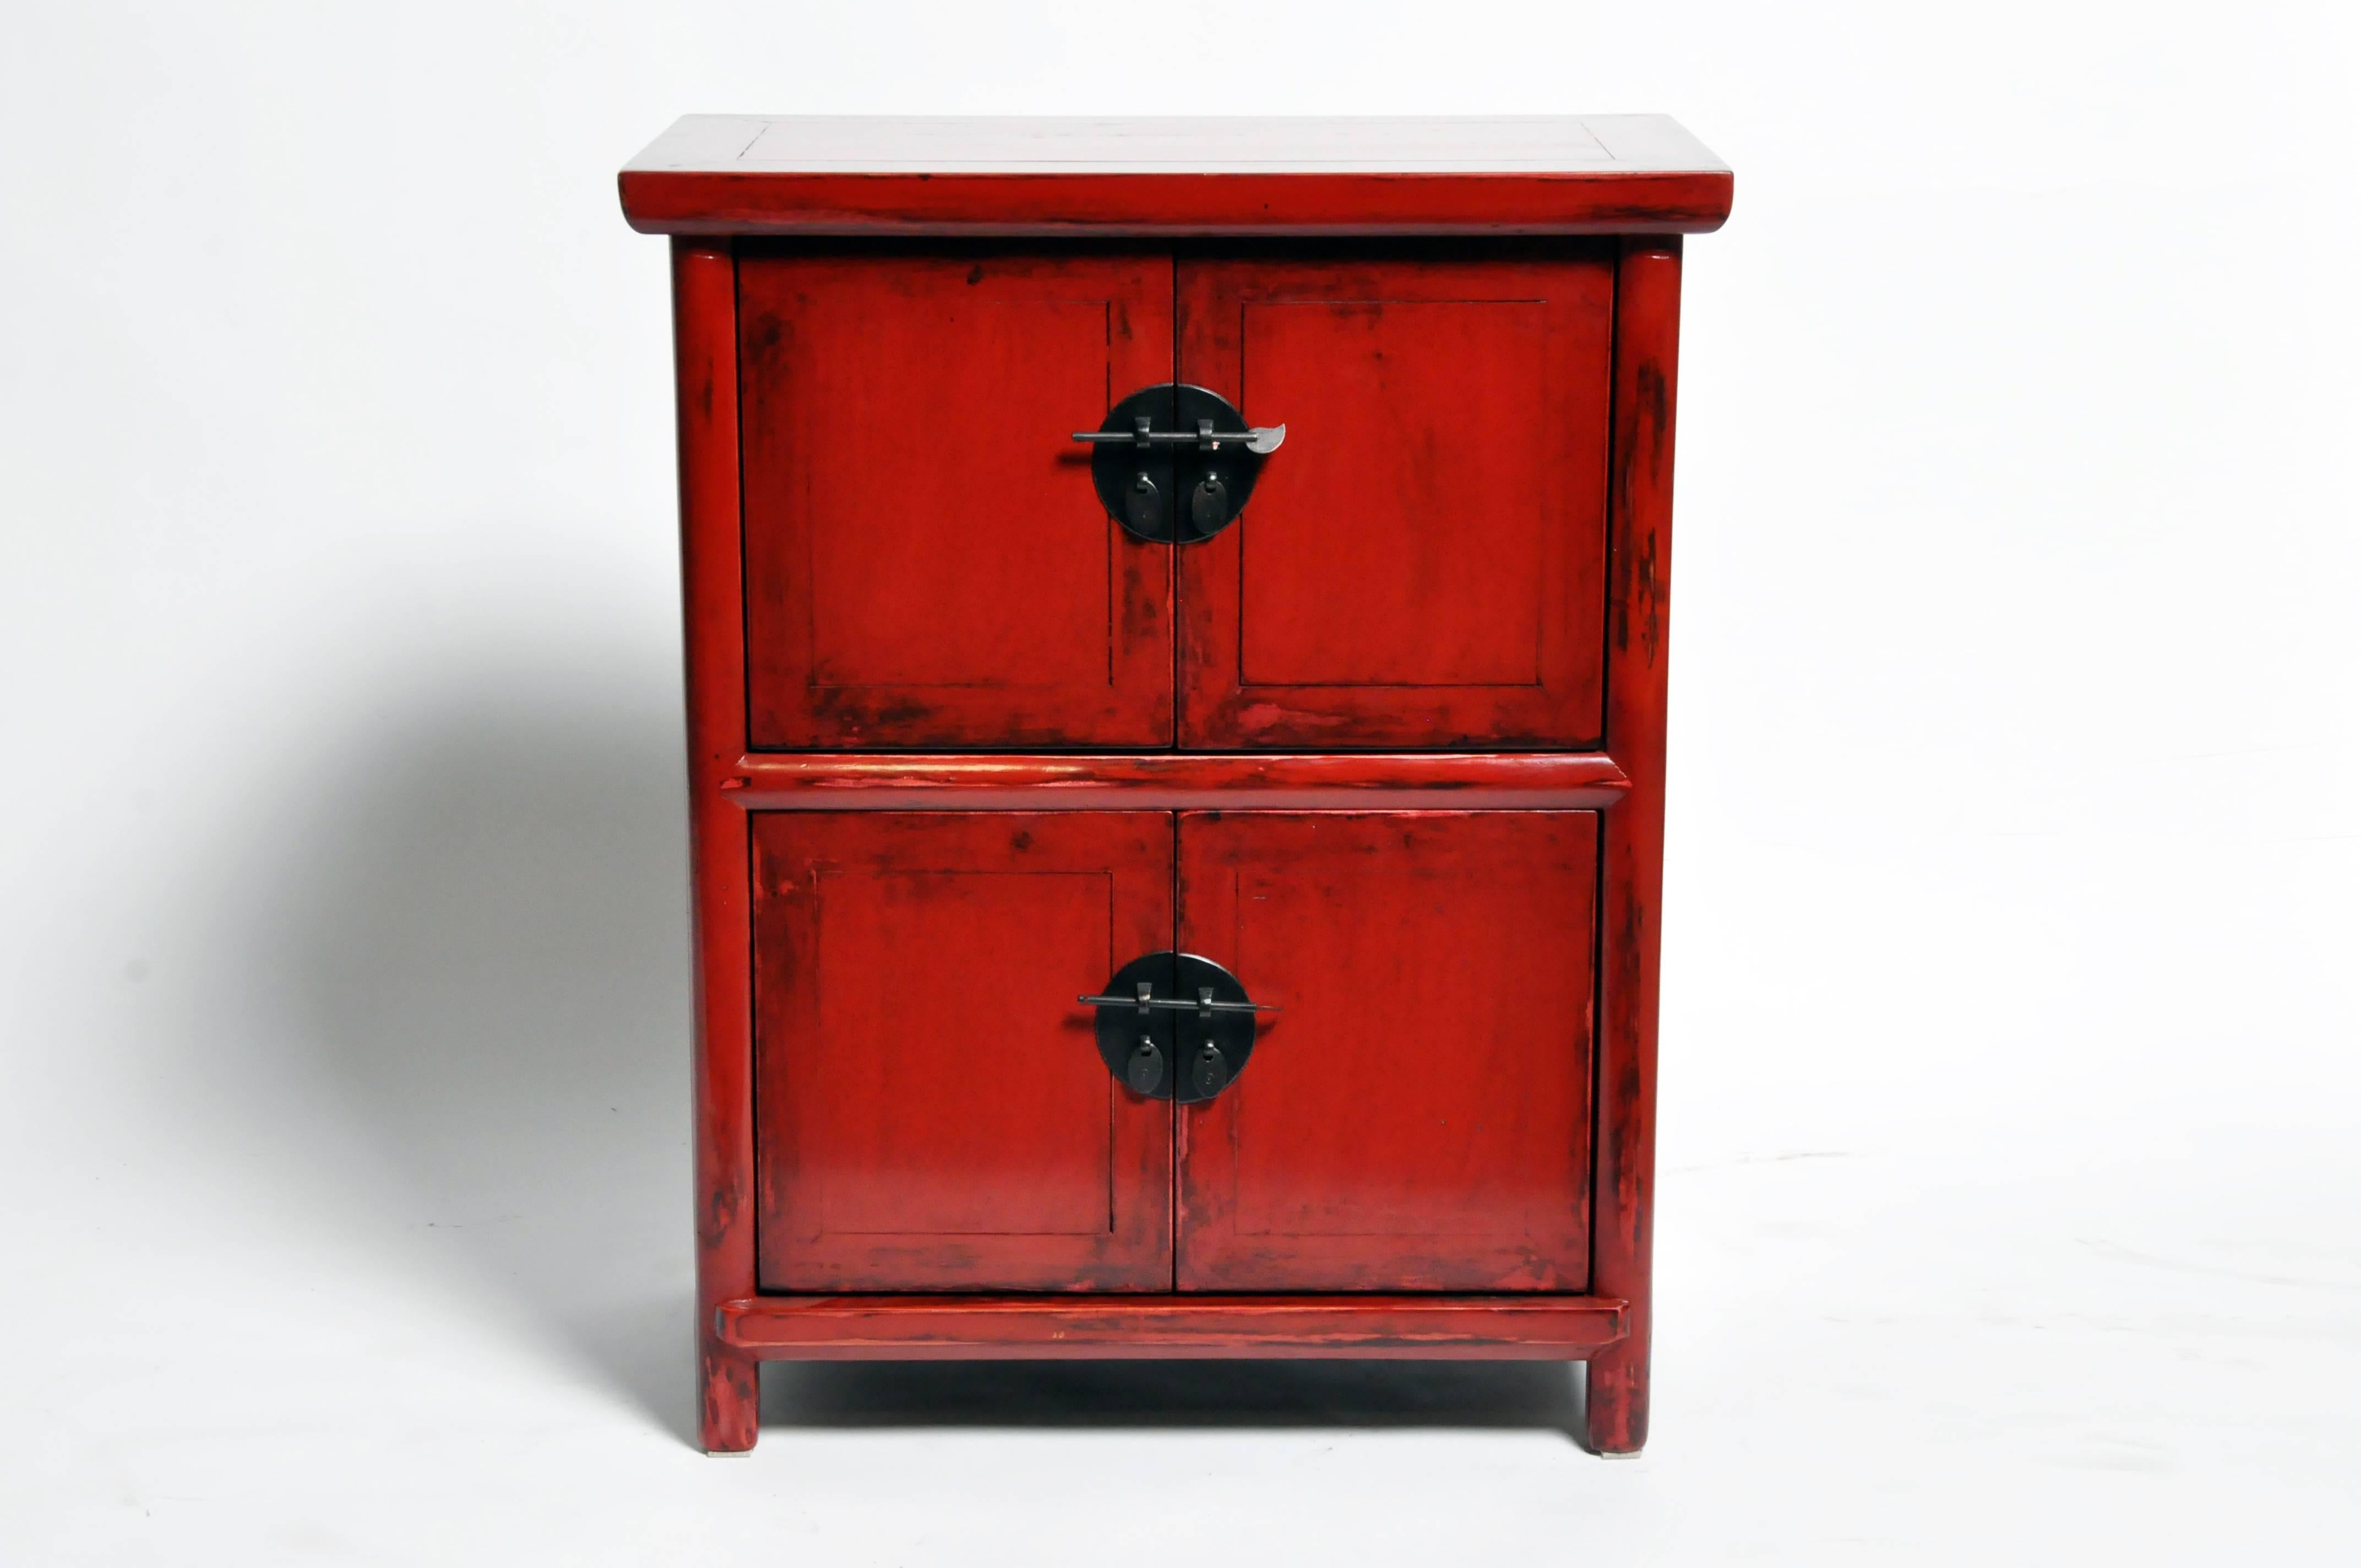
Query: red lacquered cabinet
619 115 1732 1455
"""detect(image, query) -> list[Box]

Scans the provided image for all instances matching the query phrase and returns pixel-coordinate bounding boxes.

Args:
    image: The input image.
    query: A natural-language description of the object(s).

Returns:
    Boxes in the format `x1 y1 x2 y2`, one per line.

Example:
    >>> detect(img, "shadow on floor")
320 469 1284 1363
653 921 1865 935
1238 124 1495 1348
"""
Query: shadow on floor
256 647 700 1442
251 643 1593 1451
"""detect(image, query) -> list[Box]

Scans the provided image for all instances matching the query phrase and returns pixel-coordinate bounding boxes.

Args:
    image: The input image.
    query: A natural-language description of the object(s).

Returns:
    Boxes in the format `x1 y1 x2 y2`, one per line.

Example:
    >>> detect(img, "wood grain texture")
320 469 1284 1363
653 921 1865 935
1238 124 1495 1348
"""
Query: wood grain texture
719 752 1631 810
672 239 760 1454
619 116 1732 236
1175 812 1598 1292
751 813 1174 1292
738 247 1174 748
716 1293 1628 1358
1176 252 1615 749
1586 237 1683 1457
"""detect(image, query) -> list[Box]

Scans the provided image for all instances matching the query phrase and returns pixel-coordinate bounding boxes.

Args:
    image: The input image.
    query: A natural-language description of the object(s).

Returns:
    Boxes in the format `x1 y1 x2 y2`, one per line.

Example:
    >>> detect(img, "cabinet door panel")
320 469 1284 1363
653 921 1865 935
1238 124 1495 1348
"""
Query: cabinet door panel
753 812 1173 1291
1177 254 1614 748
740 250 1175 749
1175 812 1597 1291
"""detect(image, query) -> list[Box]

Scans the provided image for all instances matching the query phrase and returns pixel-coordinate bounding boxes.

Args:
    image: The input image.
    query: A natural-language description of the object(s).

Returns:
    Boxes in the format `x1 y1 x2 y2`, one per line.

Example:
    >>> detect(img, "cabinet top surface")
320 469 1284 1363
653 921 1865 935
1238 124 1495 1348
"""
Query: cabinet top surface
620 115 1731 237
628 115 1723 175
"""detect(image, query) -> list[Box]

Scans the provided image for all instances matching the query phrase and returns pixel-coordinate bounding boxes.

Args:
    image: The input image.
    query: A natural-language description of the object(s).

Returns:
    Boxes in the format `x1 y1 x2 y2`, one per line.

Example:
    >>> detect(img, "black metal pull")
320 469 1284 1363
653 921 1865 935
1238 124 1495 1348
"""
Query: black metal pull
1189 473 1231 533
1122 472 1162 535
1078 385 1281 543
1125 1038 1166 1096
1083 952 1271 1103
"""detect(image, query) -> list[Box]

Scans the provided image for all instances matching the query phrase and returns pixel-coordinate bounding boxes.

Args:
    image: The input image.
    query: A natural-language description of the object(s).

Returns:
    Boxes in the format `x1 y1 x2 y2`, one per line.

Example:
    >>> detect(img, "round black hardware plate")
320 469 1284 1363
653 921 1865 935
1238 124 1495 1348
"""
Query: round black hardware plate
1086 384 1271 544
1086 951 1265 1103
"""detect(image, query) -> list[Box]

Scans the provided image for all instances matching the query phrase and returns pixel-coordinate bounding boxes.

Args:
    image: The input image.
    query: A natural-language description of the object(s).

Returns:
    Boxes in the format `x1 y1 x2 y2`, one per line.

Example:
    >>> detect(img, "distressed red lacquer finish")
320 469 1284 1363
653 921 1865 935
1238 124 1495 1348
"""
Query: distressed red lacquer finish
1586 237 1683 1456
720 751 1631 811
1176 253 1615 749
1174 812 1598 1291
671 238 760 1454
626 116 1721 1457
715 1294 1628 1358
622 171 1732 238
737 248 1174 748
751 812 1174 1290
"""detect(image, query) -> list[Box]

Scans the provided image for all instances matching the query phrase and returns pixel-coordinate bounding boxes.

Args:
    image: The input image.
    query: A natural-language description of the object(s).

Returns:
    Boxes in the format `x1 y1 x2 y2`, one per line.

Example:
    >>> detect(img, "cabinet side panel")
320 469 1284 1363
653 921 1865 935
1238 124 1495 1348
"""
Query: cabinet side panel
674 238 759 1452
1588 236 1681 1455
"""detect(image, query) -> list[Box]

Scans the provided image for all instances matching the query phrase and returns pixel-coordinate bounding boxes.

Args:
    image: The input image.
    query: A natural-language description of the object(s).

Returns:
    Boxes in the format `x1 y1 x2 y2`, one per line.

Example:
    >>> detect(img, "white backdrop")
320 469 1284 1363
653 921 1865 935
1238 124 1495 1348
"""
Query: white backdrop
4 3 2356 1561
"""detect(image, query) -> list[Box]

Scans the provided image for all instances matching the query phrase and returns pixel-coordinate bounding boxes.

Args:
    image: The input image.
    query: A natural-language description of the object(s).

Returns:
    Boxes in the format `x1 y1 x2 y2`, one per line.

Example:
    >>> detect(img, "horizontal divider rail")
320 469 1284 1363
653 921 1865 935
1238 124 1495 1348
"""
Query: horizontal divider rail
716 1293 1630 1359
719 752 1631 812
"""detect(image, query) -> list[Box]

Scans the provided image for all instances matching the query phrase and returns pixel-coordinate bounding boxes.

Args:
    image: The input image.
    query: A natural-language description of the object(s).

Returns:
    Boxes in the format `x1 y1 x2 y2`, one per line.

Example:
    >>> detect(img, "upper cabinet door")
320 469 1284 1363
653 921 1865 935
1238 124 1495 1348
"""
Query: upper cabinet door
739 249 1176 749
1176 252 1615 749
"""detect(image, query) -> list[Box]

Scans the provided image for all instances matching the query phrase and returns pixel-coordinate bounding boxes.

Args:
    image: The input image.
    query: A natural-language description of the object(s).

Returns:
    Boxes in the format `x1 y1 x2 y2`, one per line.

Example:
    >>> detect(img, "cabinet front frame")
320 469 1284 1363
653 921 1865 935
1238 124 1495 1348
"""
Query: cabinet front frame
673 235 1680 1440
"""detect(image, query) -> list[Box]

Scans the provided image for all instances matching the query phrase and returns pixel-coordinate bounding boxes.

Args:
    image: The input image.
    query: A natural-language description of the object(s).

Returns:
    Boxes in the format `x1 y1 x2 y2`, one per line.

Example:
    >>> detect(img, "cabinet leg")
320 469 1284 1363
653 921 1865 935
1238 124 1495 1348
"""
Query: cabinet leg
1584 1341 1649 1457
700 1340 760 1455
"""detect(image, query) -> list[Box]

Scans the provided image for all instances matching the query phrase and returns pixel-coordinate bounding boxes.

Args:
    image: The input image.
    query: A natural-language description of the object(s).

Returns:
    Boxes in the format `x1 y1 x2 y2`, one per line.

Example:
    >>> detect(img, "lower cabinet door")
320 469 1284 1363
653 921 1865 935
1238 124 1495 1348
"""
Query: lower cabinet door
752 812 1174 1291
1174 812 1600 1292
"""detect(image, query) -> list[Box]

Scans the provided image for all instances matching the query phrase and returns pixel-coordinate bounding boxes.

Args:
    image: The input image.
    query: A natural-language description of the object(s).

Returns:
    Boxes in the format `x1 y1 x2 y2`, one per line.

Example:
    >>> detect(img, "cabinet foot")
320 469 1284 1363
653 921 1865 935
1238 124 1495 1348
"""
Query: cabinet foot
700 1340 760 1454
1583 1342 1649 1456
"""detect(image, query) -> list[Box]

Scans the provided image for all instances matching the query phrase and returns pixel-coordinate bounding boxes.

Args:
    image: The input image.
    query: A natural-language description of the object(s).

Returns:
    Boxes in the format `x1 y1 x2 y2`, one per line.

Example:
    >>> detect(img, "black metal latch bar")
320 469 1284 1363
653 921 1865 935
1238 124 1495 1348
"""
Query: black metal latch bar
1075 981 1280 1017
1070 417 1287 455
